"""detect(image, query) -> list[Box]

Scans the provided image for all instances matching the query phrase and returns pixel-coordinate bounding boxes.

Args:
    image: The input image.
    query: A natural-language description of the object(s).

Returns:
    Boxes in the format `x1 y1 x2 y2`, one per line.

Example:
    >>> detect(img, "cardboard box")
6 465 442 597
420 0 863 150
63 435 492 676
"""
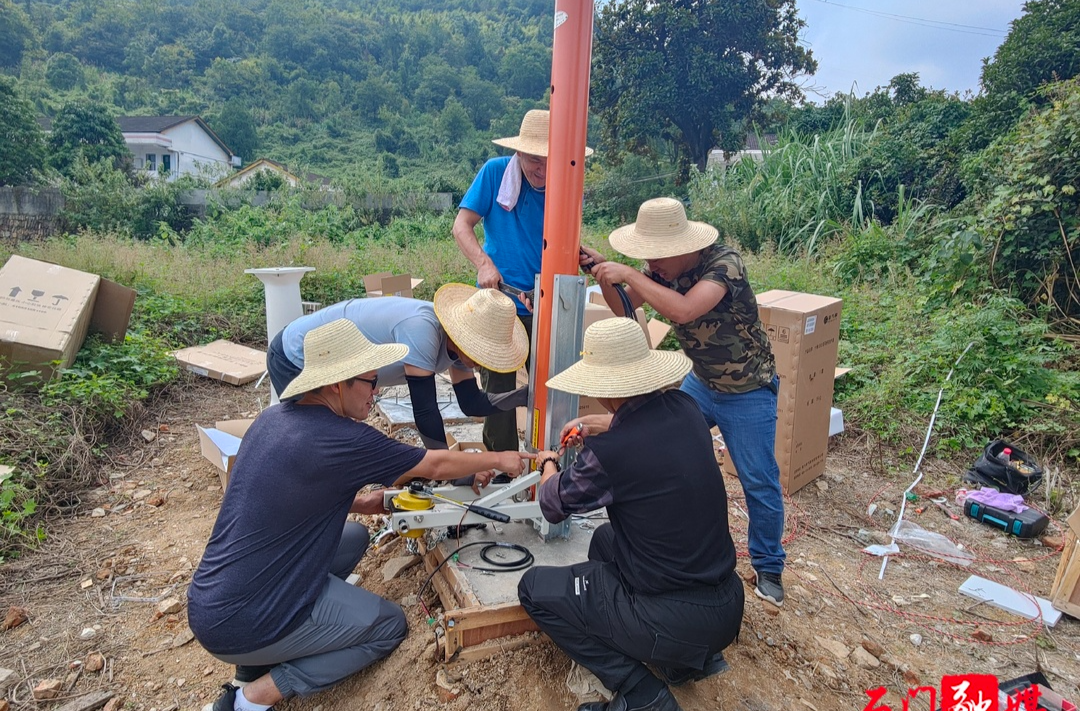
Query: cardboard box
363 272 424 298
757 290 843 494
446 433 487 452
0 255 136 379
1051 505 1080 618
196 419 254 490
174 340 267 385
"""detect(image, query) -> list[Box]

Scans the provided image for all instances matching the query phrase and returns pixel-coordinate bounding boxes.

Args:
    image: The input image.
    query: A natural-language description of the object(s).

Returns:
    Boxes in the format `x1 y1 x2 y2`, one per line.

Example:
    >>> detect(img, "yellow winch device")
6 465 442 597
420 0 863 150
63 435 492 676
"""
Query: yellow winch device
390 490 435 538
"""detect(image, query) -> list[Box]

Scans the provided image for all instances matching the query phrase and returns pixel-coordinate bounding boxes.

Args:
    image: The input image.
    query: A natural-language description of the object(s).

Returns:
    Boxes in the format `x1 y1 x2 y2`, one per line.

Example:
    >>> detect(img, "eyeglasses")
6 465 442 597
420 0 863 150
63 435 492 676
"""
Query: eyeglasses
352 375 378 389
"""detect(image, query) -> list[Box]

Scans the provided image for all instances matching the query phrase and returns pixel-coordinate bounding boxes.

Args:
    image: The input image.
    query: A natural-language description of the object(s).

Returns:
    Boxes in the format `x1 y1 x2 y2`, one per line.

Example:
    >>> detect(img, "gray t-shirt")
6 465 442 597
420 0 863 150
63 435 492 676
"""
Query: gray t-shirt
281 297 466 386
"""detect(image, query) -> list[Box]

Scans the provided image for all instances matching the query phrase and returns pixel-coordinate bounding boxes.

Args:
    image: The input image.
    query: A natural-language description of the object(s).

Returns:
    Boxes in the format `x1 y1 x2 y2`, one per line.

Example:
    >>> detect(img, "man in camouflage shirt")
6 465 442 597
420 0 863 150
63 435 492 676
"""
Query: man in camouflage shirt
581 197 786 606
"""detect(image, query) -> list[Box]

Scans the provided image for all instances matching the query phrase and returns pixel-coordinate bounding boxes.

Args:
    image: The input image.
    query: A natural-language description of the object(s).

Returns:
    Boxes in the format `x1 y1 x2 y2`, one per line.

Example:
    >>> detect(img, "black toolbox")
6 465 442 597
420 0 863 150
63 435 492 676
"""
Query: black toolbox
964 499 1049 538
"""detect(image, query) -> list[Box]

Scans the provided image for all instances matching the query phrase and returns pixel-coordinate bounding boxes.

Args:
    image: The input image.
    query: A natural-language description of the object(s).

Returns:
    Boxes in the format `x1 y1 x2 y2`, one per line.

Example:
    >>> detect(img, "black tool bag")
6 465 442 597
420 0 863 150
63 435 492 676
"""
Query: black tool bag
964 439 1043 495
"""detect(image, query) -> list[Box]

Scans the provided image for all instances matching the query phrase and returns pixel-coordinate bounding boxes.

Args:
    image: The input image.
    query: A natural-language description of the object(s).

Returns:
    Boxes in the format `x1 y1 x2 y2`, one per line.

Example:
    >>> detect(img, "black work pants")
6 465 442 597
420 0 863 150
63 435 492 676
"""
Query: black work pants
518 524 744 695
479 313 532 451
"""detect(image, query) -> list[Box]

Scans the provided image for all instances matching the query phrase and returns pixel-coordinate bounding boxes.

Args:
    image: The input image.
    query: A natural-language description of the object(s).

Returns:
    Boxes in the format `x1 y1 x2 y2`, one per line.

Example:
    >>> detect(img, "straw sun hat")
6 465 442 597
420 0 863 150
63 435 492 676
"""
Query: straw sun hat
433 285 529 373
547 317 692 399
491 109 594 158
280 319 409 399
609 197 718 260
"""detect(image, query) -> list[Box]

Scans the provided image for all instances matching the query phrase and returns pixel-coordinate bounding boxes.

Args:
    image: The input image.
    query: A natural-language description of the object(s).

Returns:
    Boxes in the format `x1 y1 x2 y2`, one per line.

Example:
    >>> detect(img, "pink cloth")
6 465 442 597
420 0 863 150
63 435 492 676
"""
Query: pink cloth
961 488 1028 513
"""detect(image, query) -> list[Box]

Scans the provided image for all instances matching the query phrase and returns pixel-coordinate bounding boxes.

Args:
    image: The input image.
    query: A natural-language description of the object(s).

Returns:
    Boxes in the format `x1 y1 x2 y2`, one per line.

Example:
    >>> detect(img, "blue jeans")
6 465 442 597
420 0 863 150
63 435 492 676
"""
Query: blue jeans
680 372 786 575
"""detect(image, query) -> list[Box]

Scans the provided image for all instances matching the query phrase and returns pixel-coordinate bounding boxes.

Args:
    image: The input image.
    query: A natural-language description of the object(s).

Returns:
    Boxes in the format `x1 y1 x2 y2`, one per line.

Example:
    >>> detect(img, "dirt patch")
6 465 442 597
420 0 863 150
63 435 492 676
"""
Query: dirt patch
1 378 1078 711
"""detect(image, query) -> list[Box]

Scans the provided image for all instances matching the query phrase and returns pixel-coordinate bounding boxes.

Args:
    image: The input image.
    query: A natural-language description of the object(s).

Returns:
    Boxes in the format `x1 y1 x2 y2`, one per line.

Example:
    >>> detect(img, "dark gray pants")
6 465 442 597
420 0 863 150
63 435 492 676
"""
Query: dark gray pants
210 523 407 698
480 313 532 452
518 524 744 695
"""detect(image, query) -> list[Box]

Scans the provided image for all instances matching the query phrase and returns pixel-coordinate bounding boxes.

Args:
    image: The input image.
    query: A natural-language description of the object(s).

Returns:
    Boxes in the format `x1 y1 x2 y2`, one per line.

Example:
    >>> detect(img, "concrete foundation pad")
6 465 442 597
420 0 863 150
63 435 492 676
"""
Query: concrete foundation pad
431 515 601 606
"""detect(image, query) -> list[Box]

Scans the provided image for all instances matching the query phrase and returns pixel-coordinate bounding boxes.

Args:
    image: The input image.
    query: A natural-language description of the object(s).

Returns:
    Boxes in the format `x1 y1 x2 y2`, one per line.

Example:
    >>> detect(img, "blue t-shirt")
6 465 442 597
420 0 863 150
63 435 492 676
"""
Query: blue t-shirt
186 402 425 654
459 156 545 316
281 297 467 387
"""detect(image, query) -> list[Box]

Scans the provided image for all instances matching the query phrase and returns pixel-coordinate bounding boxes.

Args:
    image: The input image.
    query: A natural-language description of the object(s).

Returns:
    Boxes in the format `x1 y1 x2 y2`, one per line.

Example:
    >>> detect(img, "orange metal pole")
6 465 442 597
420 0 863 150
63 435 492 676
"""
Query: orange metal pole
531 0 594 451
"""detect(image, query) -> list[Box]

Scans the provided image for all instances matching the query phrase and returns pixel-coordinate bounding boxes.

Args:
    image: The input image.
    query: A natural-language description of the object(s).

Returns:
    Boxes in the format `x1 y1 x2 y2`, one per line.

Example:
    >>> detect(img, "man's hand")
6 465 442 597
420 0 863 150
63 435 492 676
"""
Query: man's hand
471 470 495 493
477 260 502 289
561 414 613 440
493 451 535 478
579 246 605 272
350 490 389 515
590 261 637 288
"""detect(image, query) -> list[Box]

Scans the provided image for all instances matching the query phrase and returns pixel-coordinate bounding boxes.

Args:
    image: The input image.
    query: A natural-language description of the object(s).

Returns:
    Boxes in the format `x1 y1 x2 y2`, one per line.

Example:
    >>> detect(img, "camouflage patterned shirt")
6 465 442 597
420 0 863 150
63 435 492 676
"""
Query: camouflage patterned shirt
646 244 775 394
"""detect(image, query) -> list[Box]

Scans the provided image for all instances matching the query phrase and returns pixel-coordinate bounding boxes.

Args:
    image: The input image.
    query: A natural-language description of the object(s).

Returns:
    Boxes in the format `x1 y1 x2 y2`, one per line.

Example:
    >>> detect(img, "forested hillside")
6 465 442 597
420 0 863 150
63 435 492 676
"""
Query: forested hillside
3 0 556 188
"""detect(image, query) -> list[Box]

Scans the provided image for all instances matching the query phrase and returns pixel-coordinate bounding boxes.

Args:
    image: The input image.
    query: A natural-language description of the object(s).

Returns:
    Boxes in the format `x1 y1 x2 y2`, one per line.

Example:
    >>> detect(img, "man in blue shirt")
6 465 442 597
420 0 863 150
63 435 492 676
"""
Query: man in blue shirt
452 109 591 452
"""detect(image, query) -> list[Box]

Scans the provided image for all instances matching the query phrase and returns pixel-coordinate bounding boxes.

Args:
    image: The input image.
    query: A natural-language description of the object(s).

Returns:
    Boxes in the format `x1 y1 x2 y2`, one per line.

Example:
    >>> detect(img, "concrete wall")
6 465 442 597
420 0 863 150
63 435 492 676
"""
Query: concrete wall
0 188 65 244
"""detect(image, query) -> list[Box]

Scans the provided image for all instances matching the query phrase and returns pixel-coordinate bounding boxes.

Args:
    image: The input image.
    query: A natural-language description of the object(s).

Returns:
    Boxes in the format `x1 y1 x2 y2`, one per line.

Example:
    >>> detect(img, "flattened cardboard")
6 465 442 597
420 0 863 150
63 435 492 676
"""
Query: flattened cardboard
363 272 424 298
174 340 267 385
196 419 254 490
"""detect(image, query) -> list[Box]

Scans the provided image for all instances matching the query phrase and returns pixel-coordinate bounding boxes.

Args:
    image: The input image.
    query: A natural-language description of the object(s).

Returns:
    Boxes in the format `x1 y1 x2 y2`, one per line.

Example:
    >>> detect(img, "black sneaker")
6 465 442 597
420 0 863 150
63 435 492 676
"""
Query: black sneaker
577 686 682 711
656 651 730 687
755 571 784 606
231 665 275 687
201 684 238 711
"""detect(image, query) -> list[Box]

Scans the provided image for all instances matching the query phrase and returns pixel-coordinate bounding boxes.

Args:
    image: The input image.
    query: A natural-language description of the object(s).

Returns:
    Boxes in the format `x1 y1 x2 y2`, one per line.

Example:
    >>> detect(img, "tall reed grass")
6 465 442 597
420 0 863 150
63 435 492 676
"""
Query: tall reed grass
689 120 878 256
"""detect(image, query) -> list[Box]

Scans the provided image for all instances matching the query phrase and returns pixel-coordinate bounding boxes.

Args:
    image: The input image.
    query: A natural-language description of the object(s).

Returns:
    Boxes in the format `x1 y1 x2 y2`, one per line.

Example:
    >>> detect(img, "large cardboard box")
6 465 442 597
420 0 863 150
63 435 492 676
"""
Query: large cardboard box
0 255 136 380
757 290 843 494
1051 505 1080 618
196 419 254 490
446 433 487 452
363 272 424 298
174 340 267 385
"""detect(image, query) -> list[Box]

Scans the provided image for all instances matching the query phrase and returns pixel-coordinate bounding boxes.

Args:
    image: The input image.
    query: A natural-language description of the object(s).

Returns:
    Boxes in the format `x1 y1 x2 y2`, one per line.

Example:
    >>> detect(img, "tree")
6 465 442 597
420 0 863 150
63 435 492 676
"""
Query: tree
46 52 84 90
47 101 130 176
971 79 1080 328
215 98 259 163
0 76 46 185
0 0 33 68
966 0 1080 149
592 0 816 171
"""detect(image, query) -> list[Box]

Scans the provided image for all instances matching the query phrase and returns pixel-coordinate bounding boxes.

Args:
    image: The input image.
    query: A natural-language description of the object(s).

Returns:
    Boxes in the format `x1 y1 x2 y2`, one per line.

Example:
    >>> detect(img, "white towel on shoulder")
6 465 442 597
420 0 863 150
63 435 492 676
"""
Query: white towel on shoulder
496 154 522 211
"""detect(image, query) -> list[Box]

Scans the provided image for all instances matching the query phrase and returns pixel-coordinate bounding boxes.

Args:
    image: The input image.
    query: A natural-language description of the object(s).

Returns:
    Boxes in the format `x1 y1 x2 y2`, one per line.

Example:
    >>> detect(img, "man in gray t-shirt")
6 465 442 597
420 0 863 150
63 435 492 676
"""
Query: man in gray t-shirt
267 287 530 450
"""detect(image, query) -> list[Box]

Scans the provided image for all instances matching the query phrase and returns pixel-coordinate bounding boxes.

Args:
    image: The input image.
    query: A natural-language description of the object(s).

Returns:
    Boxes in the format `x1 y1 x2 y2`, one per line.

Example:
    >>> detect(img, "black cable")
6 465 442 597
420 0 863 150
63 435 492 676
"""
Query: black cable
579 249 636 318
416 540 535 614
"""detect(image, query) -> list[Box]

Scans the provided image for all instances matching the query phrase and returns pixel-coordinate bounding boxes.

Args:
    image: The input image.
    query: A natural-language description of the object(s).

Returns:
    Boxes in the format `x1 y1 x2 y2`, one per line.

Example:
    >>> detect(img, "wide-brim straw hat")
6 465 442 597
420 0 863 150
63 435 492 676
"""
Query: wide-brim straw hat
280 319 409 399
547 317 692 399
433 284 529 373
609 197 718 260
491 109 594 158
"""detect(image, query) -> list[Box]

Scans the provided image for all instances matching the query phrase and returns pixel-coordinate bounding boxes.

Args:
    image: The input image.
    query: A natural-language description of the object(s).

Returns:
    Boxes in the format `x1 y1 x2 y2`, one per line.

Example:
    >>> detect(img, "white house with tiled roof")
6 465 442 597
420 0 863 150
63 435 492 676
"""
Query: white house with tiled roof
118 116 238 181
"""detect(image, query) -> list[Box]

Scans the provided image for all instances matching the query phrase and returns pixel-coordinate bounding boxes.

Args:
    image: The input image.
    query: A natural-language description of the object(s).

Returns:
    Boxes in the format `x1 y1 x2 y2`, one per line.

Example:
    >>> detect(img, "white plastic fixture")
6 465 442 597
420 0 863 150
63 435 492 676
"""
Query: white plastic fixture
245 267 314 404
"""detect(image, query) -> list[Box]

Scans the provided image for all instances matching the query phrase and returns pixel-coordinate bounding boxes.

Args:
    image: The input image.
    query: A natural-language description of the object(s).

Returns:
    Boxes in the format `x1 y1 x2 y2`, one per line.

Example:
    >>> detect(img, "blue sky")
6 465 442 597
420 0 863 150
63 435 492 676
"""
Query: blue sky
793 0 1028 101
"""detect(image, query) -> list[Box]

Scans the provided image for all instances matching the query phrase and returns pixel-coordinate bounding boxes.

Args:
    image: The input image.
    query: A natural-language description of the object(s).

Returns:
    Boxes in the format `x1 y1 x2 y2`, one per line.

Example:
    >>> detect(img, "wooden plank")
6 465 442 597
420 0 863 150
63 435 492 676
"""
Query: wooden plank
53 691 114 711
460 616 538 648
1050 533 1075 598
428 543 481 608
448 634 543 666
445 600 529 628
1050 536 1080 618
